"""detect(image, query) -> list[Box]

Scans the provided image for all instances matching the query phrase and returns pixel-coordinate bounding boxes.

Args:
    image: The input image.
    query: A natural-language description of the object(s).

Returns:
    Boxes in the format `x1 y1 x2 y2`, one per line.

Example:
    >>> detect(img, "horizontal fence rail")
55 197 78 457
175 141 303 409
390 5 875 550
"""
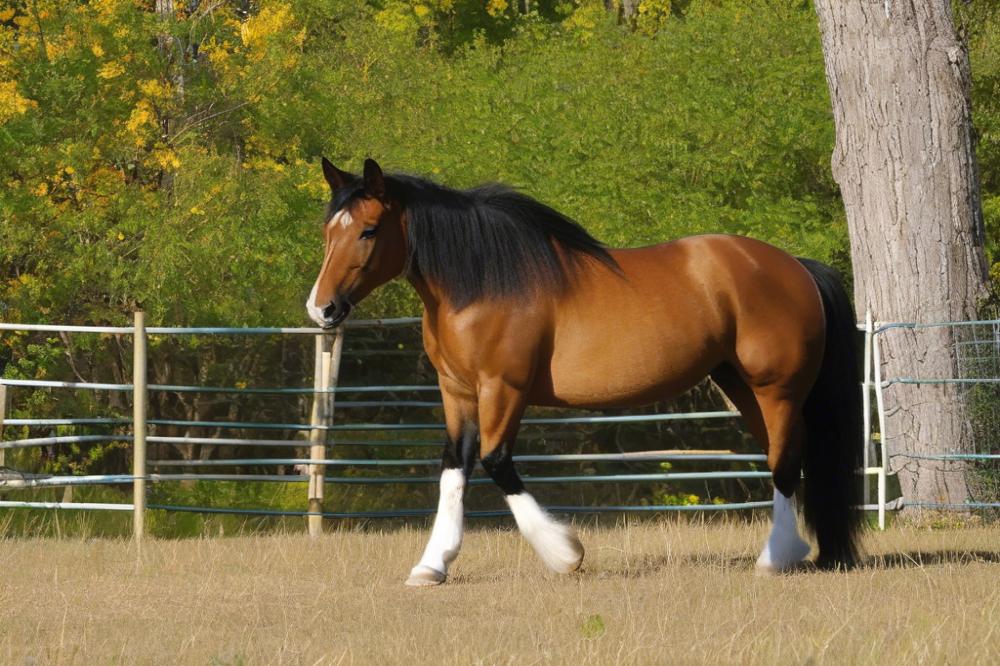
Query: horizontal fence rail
0 411 740 431
0 318 422 335
144 453 768 467
142 500 778 520
0 378 441 394
0 500 135 511
0 470 773 489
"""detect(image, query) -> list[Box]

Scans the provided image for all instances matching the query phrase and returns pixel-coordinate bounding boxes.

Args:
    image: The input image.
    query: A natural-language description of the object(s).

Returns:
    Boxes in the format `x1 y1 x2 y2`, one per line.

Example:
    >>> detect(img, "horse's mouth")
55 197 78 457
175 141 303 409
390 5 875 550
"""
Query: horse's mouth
324 301 352 329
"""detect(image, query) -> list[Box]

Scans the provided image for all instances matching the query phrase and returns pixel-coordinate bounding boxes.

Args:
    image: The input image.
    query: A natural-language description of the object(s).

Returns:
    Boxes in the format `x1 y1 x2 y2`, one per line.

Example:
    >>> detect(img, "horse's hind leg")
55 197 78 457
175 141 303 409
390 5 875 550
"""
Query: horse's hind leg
753 394 811 573
711 366 810 572
479 379 584 574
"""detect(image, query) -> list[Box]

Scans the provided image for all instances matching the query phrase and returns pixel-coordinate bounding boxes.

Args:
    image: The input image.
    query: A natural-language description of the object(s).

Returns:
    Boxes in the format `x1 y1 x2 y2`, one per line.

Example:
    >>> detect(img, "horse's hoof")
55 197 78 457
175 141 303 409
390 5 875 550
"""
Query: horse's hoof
754 549 810 575
405 565 447 587
755 533 810 575
557 534 585 574
754 560 809 576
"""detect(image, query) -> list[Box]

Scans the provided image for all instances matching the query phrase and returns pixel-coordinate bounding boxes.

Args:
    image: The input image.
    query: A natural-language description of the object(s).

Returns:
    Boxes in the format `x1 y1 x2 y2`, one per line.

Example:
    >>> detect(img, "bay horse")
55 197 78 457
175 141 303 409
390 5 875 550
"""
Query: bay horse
307 158 862 585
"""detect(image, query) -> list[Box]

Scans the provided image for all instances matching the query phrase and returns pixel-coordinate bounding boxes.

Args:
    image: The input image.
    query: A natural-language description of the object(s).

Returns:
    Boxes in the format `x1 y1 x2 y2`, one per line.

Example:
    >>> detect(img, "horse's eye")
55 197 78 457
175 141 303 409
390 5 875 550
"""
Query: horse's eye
359 227 378 240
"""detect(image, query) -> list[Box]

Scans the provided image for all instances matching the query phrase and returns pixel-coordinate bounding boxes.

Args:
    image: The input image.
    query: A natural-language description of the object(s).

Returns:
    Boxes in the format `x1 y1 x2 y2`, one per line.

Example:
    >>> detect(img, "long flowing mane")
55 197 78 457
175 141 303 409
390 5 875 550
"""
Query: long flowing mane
335 174 618 308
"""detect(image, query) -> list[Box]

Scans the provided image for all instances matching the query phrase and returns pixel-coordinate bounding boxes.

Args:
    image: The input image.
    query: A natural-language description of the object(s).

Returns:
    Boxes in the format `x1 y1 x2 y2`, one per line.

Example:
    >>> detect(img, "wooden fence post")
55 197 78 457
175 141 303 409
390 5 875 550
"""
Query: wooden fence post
307 328 343 536
0 383 8 505
132 312 148 542
0 383 8 470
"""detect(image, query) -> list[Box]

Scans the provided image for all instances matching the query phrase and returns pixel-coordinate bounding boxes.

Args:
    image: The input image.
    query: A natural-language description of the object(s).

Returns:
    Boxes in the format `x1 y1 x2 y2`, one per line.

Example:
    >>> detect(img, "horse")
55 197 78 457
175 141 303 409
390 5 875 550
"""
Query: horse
307 158 863 586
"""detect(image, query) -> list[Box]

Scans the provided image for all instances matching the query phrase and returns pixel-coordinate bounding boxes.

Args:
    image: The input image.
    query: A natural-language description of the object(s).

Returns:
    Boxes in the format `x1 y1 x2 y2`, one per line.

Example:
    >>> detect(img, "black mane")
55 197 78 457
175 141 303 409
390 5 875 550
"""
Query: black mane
331 174 618 308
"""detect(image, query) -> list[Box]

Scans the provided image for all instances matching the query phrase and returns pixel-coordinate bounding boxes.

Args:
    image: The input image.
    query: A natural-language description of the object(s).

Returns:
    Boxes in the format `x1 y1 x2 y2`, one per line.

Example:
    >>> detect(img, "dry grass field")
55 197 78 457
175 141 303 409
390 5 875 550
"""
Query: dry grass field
1 518 998 665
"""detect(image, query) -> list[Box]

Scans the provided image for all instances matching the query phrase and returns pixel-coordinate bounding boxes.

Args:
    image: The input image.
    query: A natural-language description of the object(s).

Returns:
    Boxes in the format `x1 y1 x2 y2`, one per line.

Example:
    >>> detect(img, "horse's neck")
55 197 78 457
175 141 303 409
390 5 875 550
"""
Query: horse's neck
407 274 444 315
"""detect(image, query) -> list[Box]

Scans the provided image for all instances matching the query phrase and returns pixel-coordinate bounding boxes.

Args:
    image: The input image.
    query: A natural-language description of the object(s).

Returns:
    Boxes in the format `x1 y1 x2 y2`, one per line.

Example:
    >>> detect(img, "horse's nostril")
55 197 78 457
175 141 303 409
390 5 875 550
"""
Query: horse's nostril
322 302 337 319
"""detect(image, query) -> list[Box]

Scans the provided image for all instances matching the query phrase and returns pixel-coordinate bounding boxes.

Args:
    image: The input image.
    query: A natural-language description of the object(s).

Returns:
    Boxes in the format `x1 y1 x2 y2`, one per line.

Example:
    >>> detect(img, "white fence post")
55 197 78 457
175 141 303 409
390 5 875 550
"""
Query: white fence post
872 319 888 530
132 312 148 542
862 310 873 507
307 328 343 536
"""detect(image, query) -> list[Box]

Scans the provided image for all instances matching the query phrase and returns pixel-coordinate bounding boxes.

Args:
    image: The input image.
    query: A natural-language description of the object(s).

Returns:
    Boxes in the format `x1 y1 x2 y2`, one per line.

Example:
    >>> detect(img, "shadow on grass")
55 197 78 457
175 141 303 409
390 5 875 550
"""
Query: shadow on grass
861 550 1000 569
581 552 761 578
676 549 1000 573
452 549 1000 585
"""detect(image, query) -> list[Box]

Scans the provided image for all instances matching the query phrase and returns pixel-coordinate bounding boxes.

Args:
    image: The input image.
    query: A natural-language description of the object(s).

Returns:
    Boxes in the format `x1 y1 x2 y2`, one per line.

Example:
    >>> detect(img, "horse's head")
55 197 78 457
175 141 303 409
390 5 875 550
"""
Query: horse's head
306 158 407 329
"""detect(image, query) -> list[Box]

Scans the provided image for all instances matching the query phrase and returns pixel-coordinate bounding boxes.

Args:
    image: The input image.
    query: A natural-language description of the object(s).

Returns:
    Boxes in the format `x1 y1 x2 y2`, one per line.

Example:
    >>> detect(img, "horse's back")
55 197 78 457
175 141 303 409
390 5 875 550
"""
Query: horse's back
537 235 825 407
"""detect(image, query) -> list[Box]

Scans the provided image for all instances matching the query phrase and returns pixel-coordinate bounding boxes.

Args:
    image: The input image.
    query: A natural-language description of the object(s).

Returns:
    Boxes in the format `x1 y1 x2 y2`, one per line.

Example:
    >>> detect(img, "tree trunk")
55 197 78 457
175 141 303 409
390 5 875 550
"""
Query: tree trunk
155 0 181 193
605 0 639 24
813 1 990 511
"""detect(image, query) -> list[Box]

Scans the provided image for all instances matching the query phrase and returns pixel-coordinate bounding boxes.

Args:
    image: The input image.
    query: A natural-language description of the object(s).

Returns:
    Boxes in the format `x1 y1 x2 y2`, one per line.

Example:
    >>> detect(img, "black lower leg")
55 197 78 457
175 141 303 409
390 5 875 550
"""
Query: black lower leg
772 451 802 498
441 423 479 478
480 441 524 495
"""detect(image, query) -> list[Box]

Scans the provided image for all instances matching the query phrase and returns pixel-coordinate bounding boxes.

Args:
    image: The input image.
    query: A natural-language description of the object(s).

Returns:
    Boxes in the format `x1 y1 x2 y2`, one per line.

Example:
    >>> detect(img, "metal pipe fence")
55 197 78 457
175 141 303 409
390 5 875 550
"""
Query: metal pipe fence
870 317 1000 519
6 311 994 537
0 314 777 537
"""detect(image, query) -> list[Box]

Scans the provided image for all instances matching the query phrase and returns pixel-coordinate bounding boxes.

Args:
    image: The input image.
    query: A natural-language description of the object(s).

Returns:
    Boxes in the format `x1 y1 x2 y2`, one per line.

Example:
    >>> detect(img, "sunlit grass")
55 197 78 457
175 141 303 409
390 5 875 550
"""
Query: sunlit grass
0 519 997 664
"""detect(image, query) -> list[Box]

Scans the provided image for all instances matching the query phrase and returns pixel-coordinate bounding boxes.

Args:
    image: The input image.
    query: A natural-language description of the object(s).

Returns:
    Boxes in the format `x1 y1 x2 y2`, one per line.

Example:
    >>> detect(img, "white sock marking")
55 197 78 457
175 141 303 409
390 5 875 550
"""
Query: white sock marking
412 468 466 576
506 492 584 573
756 488 811 571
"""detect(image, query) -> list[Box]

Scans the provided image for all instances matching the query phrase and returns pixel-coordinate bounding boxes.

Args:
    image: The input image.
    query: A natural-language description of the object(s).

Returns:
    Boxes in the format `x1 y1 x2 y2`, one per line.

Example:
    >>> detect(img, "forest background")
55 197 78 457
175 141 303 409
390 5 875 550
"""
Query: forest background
1 0 998 533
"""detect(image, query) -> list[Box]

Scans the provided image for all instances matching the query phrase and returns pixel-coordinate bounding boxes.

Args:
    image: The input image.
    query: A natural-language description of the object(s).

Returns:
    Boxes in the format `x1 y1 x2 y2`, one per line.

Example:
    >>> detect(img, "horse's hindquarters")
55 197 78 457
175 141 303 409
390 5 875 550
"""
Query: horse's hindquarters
538 235 825 410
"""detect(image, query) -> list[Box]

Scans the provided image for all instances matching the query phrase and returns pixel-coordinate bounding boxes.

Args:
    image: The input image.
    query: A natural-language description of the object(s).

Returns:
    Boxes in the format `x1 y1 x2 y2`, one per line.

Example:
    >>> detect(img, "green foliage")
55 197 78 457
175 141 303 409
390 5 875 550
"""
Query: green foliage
959 0 1000 297
1 1 997 329
0 0 859 333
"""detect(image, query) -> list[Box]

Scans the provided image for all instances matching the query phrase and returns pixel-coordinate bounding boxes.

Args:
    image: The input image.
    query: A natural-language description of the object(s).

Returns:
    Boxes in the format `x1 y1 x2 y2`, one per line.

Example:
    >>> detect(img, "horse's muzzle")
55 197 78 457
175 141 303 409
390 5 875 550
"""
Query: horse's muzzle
322 300 352 329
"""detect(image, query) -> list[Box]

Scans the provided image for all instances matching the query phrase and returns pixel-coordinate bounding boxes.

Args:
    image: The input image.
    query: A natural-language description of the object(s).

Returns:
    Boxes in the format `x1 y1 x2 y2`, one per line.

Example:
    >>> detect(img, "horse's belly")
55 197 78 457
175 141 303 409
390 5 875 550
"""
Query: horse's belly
530 241 730 409
533 326 721 409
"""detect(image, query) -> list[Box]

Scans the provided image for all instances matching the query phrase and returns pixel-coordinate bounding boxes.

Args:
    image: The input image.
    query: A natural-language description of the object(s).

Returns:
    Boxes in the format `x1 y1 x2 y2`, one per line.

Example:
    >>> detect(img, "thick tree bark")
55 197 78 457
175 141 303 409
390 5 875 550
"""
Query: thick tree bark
814 1 990 510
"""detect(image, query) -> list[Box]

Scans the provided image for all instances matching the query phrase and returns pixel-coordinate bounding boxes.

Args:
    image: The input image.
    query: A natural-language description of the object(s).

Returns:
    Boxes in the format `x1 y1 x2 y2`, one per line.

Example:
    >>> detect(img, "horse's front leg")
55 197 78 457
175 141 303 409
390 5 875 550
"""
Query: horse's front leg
406 388 477 587
478 379 584 574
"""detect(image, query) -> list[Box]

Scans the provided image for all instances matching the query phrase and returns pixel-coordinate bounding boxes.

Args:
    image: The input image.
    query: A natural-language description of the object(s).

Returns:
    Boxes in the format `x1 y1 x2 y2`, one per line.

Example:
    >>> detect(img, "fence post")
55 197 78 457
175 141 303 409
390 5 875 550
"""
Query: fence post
0 384 7 470
132 311 148 542
307 328 343 536
862 310 873 506
872 319 888 530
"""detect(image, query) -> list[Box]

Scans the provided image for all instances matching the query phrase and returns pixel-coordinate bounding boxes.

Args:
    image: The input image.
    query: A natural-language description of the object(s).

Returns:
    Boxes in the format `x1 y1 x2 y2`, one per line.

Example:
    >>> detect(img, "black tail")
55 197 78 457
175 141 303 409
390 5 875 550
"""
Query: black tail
798 259 864 569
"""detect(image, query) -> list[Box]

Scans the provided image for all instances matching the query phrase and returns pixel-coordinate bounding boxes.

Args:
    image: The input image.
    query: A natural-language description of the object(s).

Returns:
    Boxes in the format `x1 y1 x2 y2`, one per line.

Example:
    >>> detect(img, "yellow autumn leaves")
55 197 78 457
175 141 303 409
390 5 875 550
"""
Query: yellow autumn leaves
125 100 155 146
123 79 175 150
0 80 35 124
97 62 125 79
485 0 509 17
376 0 462 34
239 5 296 52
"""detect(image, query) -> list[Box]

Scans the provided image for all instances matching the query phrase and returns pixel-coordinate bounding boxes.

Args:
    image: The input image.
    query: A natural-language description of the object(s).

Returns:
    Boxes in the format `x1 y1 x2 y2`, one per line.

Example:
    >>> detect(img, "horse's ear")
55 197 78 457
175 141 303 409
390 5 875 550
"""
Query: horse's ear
363 158 385 199
322 157 354 192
